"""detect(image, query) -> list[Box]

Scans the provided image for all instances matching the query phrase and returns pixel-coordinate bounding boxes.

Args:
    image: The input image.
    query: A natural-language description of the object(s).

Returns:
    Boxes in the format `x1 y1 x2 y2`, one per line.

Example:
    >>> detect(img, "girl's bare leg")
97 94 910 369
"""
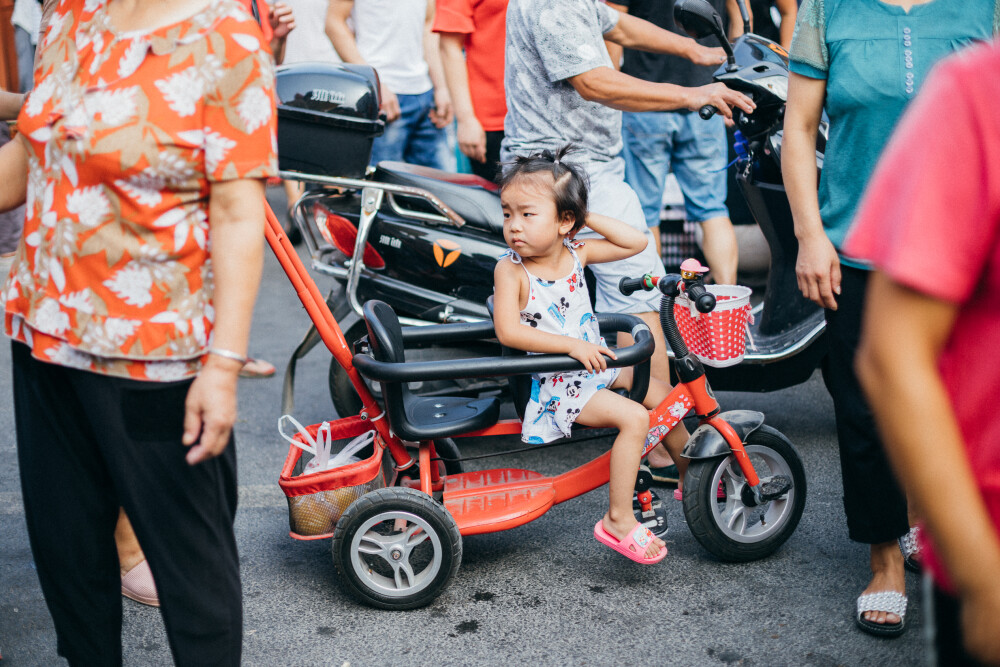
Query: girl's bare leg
578 389 665 559
616 368 691 486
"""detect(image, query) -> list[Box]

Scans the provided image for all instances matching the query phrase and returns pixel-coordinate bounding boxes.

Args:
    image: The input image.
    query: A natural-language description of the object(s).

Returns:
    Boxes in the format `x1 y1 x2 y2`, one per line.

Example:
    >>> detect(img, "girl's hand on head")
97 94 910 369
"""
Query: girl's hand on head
568 339 616 373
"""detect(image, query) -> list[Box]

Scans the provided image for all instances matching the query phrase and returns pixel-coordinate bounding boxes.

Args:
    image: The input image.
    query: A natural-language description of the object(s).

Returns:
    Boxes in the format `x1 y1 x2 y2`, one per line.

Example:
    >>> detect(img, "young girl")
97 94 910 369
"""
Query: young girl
492 147 690 564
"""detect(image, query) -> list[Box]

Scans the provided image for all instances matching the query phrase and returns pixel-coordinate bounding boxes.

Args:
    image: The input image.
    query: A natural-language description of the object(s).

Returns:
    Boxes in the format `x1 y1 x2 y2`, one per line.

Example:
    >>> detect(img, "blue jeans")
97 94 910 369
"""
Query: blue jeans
370 89 449 169
621 110 729 227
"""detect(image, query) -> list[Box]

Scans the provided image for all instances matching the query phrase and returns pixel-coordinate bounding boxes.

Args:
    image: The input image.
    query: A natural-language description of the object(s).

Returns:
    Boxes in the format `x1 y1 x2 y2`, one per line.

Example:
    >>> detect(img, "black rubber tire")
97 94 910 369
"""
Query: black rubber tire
332 487 462 610
396 438 463 485
682 425 806 562
329 321 370 418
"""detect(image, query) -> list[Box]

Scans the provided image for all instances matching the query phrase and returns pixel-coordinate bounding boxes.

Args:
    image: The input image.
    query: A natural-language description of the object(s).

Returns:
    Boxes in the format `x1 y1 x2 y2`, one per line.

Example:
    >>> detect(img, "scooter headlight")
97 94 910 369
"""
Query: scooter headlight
753 74 788 102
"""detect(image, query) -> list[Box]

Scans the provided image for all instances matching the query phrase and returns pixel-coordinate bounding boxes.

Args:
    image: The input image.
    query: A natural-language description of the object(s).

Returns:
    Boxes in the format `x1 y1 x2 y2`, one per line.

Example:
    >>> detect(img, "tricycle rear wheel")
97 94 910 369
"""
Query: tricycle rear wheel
332 487 462 609
682 425 806 562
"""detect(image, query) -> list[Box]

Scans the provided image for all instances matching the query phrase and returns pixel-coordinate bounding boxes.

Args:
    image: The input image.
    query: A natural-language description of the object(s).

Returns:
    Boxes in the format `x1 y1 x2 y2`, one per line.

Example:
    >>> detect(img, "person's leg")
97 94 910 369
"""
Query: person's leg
82 375 243 666
615 366 689 482
403 90 449 170
369 94 418 166
672 113 737 284
822 266 909 625
11 342 123 666
578 388 665 559
622 111 672 260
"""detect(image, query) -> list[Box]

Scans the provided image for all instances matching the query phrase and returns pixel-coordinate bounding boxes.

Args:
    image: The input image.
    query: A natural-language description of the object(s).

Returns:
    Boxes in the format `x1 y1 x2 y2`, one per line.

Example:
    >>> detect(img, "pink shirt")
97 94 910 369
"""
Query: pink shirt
844 40 1000 589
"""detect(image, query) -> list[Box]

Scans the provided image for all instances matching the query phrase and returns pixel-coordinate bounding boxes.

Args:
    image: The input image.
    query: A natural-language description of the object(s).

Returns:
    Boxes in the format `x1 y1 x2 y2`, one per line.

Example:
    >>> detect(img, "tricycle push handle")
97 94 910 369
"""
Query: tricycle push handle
618 274 658 297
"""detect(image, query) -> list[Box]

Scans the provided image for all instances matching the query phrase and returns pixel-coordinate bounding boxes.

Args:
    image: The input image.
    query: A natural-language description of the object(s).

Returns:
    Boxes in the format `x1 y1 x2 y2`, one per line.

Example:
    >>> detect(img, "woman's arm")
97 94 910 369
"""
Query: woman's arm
439 32 485 162
182 178 266 465
575 212 648 266
781 72 840 310
858 275 1000 664
493 260 615 371
423 1 453 129
775 0 797 50
0 138 28 213
0 91 25 122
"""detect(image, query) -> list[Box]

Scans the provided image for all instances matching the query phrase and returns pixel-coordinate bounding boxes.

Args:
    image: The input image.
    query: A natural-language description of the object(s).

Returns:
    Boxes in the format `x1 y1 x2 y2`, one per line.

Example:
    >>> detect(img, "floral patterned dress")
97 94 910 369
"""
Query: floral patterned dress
3 0 278 381
504 240 620 444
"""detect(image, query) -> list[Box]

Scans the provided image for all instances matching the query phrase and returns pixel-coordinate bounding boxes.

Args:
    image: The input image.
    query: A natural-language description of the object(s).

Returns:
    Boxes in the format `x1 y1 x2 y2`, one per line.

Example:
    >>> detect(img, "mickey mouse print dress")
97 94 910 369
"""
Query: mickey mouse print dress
503 240 620 444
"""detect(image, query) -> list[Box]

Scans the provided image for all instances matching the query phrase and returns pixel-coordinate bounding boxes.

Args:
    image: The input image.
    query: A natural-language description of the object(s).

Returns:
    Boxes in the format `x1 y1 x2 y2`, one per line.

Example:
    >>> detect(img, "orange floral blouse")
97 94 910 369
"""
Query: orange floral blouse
3 0 278 381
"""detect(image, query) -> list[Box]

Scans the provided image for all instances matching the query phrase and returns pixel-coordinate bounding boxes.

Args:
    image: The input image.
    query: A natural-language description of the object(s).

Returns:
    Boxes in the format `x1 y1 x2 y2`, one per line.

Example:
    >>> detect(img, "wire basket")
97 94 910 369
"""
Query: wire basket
278 415 386 540
674 285 754 368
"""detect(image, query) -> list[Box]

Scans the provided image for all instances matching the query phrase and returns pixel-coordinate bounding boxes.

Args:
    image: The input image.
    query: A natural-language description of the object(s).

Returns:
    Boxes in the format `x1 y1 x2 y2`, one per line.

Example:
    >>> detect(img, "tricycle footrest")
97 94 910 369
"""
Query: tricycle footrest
443 469 555 536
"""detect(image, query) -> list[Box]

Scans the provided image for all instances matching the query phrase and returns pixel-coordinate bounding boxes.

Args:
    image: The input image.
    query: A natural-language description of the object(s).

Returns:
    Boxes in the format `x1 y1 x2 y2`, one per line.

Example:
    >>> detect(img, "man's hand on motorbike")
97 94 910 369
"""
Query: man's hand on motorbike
430 89 454 129
457 115 487 163
568 339 616 373
795 233 841 310
687 83 755 120
380 83 401 123
686 43 728 68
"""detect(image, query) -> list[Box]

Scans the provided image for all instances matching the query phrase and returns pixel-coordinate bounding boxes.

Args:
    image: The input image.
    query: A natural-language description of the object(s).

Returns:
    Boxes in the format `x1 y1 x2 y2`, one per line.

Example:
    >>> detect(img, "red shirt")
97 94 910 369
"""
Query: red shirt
845 40 1000 589
433 0 508 132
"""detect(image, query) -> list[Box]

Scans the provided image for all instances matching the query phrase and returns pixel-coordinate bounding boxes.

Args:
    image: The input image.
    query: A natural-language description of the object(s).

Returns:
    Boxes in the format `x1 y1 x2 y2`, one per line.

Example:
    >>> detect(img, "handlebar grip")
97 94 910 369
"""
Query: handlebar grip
699 105 718 120
686 283 716 313
618 275 653 297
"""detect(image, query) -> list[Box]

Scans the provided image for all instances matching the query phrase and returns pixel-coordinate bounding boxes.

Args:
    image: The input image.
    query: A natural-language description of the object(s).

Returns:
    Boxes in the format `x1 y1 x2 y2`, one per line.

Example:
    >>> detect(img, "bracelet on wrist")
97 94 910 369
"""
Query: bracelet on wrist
206 348 248 365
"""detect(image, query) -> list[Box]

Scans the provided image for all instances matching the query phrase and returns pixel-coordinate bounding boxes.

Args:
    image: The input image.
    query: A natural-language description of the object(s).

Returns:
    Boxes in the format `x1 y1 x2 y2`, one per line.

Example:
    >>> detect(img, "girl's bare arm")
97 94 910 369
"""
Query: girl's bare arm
576 212 648 266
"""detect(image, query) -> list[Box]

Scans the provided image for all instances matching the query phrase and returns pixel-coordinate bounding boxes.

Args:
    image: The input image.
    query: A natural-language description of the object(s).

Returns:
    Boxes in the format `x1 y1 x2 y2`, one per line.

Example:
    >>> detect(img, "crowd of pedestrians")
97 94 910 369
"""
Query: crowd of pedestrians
1 0 999 664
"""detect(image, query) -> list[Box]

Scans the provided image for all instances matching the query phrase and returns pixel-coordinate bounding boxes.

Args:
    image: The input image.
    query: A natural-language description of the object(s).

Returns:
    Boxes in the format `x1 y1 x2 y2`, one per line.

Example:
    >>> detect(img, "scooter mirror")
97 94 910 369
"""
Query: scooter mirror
673 0 738 71
673 0 726 40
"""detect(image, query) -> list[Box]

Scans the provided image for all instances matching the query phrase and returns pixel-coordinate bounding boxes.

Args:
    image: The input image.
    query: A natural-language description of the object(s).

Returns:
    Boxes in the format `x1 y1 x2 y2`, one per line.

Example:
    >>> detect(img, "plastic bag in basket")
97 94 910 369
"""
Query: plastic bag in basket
277 415 385 539
674 284 754 368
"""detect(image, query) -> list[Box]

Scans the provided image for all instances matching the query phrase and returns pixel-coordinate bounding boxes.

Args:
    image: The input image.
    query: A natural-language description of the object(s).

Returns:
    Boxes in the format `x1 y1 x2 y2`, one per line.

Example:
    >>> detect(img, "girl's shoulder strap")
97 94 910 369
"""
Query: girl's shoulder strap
563 238 585 268
498 248 522 265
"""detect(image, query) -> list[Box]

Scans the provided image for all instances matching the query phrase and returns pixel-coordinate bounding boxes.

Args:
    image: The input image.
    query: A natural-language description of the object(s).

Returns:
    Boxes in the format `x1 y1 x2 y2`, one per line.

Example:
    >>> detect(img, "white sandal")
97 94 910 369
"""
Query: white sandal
899 525 922 573
855 591 907 638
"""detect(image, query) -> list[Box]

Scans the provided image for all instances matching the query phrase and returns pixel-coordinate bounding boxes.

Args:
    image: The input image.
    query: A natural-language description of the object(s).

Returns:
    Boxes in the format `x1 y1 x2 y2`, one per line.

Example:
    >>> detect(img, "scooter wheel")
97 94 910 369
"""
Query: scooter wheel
682 425 806 562
332 487 462 610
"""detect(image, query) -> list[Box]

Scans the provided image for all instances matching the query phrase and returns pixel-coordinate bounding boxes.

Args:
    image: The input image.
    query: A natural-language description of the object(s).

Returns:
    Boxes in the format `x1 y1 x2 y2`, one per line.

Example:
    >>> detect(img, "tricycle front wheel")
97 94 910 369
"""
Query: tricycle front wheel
682 425 806 562
332 487 462 610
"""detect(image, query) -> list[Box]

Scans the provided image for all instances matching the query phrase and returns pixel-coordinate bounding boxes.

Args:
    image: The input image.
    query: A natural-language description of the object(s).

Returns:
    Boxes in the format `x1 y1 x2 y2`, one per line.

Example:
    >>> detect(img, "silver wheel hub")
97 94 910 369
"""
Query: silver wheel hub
710 445 795 544
350 510 442 598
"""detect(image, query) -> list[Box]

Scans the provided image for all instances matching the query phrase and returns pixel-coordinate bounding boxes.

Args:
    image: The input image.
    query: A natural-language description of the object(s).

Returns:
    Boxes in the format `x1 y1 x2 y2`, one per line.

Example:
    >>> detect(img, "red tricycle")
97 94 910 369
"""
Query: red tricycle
265 201 806 611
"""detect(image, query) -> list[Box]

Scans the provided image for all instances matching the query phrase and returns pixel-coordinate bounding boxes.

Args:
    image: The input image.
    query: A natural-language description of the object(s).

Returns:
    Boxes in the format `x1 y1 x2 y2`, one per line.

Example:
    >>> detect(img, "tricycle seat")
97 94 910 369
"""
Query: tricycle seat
362 300 500 440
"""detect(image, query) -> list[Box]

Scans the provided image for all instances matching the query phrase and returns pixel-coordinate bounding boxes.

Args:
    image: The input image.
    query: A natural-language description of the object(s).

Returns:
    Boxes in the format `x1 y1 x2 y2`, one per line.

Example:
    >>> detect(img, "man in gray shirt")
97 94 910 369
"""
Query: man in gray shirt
503 0 752 367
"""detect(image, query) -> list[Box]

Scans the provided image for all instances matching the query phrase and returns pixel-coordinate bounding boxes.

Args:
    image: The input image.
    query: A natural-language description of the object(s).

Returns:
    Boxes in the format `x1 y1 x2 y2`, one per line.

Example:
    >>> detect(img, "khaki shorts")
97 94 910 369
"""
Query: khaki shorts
574 157 666 314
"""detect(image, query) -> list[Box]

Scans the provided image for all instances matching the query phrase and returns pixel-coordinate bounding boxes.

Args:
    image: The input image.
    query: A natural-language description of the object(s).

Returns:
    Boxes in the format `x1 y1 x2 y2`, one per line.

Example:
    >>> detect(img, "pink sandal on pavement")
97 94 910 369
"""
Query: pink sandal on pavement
121 560 160 607
593 520 667 564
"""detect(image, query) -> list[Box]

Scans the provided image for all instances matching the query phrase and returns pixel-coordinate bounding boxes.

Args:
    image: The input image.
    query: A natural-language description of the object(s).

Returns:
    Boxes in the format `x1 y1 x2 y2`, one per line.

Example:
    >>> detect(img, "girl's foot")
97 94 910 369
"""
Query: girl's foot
602 513 665 560
859 540 906 626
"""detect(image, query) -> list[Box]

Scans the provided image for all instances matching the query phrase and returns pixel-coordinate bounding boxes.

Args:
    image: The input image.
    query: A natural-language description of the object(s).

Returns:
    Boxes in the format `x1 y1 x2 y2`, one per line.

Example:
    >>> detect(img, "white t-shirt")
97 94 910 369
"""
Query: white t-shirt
12 0 43 43
282 0 341 65
351 0 431 95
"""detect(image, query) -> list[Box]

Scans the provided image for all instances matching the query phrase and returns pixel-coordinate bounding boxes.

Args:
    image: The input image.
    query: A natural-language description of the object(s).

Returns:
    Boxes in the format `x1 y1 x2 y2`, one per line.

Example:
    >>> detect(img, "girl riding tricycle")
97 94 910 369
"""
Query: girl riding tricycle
270 146 806 609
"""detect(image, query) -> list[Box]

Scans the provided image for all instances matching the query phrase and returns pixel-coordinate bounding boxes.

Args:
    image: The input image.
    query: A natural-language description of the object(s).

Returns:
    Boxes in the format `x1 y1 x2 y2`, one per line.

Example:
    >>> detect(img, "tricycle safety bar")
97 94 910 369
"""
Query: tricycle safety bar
353 313 654 383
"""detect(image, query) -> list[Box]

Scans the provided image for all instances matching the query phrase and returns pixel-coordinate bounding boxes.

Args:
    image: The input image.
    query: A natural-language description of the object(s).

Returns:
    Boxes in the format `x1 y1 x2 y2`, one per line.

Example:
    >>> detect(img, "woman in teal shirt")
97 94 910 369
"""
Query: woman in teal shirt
782 0 998 639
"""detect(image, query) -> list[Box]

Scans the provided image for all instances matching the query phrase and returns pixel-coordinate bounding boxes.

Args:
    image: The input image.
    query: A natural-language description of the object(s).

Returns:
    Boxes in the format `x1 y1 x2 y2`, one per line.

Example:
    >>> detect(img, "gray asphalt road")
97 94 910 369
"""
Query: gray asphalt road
0 215 925 666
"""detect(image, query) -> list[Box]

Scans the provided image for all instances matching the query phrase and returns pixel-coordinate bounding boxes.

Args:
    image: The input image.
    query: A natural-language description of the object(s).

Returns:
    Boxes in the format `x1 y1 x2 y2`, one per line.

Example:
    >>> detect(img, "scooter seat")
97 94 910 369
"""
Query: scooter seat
363 299 501 440
374 161 503 235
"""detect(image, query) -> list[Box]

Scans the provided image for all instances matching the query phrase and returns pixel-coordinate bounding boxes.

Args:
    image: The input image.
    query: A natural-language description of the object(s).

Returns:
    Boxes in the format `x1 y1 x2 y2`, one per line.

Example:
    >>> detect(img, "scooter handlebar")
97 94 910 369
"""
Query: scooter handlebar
699 105 717 120
687 283 716 313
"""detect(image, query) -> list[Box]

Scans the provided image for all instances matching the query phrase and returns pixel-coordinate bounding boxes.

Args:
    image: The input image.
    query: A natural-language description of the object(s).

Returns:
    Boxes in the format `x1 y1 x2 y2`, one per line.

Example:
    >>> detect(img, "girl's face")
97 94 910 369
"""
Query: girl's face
500 175 574 258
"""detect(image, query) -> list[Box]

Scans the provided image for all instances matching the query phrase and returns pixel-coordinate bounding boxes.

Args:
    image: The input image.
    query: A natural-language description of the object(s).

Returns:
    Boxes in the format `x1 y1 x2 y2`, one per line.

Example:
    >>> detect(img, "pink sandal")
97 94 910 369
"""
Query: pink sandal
593 520 667 564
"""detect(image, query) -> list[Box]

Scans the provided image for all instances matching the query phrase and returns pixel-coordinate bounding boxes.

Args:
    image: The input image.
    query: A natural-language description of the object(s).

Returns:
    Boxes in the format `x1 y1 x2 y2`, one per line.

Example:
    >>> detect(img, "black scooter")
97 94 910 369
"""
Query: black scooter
277 6 827 417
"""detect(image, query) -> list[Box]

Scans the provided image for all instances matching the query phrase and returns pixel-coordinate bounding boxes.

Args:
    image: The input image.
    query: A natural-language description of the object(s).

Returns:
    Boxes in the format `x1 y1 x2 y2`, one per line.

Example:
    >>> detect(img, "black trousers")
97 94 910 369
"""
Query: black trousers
12 342 242 666
469 129 504 184
821 266 909 544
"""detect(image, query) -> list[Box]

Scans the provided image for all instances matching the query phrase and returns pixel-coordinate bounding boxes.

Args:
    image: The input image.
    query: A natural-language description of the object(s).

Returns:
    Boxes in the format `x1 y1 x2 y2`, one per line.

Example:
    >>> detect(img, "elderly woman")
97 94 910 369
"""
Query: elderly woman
0 0 277 663
782 0 998 639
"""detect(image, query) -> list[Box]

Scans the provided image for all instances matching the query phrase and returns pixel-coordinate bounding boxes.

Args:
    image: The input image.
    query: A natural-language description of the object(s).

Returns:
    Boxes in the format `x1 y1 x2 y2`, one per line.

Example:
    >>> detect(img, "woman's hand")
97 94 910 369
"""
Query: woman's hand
430 87 453 129
796 232 841 310
568 339 616 373
182 358 241 465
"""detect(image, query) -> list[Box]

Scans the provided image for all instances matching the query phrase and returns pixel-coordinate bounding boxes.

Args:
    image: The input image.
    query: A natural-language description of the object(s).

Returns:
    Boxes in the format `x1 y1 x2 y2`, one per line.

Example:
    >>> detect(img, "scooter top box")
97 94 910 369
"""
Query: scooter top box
275 62 385 179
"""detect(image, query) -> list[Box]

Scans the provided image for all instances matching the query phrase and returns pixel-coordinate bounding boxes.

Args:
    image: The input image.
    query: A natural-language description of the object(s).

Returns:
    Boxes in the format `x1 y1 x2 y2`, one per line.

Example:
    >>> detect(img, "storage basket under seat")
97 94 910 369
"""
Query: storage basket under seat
675 284 754 368
278 415 387 540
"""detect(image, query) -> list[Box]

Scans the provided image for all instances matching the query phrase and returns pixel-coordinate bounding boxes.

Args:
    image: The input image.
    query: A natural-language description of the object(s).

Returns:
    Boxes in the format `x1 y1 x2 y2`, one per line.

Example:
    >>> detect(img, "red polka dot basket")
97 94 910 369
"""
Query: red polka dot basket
674 285 754 368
